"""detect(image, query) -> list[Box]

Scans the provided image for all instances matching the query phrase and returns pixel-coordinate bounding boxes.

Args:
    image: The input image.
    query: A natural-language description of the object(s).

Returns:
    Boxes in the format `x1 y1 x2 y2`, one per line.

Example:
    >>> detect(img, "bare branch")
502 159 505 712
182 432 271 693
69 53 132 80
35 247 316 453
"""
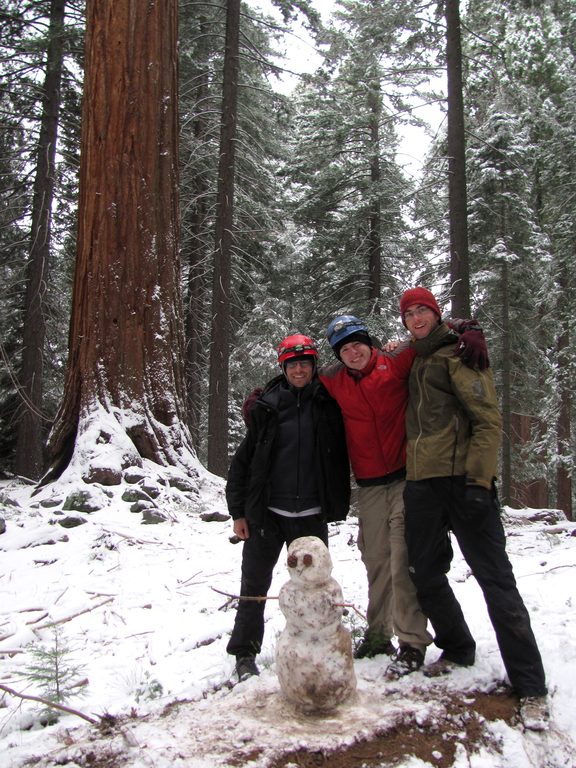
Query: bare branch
211 586 276 610
33 597 114 631
211 588 368 622
0 683 99 725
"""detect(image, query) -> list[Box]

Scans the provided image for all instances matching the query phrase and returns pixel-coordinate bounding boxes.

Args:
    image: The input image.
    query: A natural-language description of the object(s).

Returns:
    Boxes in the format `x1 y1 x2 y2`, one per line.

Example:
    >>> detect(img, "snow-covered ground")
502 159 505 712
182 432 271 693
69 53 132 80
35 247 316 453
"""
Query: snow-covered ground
0 466 575 768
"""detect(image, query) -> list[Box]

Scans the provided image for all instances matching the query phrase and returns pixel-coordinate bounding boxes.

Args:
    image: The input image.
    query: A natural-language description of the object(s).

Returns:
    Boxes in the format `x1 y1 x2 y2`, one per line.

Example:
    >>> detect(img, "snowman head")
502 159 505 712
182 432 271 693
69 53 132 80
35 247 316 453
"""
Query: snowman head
286 536 332 585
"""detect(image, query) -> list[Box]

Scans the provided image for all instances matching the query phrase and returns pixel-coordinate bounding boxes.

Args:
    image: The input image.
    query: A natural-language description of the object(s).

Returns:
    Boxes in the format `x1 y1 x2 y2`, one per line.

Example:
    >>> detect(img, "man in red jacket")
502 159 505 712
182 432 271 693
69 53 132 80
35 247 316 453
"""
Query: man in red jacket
320 316 432 678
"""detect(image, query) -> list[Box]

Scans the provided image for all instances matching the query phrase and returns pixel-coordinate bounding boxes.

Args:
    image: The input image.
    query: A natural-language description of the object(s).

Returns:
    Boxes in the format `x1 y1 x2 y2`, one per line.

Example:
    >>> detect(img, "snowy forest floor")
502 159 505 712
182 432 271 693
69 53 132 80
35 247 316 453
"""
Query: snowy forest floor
51 683 533 768
1 468 575 768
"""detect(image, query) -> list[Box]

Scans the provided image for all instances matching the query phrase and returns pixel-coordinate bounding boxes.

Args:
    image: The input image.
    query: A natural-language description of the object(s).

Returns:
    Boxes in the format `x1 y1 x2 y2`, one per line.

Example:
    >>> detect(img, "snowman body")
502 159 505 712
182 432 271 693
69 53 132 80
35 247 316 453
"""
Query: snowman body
275 536 357 713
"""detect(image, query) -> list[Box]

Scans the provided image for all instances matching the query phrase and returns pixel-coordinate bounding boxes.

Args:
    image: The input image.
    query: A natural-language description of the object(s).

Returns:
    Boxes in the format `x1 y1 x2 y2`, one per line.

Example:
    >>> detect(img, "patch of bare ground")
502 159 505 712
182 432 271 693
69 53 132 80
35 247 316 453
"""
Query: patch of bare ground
265 688 518 768
20 688 519 768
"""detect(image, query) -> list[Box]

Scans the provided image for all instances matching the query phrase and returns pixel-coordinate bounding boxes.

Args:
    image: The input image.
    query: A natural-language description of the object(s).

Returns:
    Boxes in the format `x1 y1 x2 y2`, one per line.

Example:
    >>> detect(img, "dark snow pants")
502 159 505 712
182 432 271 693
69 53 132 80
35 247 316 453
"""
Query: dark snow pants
226 511 328 658
403 477 547 697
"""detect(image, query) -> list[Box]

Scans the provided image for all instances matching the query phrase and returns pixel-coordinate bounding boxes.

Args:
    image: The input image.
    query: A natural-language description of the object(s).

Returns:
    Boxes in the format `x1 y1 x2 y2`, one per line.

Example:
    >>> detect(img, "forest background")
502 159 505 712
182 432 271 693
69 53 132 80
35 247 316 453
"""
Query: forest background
0 0 574 518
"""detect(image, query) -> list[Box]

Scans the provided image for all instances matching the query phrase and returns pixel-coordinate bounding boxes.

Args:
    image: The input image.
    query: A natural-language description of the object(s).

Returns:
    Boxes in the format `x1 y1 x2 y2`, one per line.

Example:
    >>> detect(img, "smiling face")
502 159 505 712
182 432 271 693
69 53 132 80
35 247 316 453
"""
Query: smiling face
339 341 372 371
284 358 314 388
403 304 439 339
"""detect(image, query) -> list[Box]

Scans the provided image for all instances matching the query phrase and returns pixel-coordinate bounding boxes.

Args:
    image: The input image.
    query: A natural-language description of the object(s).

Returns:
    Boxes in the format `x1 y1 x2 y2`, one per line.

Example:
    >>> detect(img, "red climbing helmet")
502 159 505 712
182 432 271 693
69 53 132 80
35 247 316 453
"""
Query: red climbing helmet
277 334 318 365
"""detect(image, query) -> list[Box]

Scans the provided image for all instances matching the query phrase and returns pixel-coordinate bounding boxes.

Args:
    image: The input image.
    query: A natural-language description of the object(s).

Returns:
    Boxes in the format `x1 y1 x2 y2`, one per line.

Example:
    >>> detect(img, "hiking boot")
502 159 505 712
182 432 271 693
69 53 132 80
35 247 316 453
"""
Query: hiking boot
423 654 473 678
236 655 260 682
385 646 424 680
519 695 550 732
354 631 396 659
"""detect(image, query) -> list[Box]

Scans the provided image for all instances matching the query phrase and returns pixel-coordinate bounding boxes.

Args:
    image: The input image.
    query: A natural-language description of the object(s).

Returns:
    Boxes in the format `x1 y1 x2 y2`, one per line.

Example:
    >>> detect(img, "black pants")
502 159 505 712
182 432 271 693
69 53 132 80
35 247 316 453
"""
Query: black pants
226 511 329 658
404 477 547 697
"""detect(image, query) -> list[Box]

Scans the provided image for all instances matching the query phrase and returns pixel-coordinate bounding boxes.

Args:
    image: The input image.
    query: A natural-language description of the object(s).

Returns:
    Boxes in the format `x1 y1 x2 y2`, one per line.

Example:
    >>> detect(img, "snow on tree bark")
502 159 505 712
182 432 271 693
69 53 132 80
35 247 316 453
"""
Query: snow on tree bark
44 0 197 486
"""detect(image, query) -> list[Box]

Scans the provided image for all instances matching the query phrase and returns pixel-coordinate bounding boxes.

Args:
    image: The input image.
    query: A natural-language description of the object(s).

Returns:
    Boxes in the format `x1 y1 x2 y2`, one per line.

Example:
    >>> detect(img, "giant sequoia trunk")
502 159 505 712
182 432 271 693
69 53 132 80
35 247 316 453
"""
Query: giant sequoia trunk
44 0 196 485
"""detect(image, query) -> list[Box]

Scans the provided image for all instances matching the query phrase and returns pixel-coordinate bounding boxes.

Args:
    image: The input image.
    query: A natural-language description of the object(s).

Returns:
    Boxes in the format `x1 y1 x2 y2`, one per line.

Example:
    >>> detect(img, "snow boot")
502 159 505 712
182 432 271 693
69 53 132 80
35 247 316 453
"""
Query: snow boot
236 655 260 682
423 654 474 678
519 695 550 732
385 646 424 680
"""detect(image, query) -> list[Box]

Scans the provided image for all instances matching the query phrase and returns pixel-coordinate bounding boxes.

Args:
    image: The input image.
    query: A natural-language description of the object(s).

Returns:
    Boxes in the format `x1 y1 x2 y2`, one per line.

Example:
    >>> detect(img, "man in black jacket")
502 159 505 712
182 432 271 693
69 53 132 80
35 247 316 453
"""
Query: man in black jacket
226 334 351 681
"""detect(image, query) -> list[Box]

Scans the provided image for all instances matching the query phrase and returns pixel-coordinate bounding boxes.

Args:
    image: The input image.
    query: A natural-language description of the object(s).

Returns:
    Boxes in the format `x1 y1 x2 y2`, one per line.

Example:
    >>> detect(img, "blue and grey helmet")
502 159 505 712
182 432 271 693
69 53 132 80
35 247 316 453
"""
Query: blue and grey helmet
326 315 372 359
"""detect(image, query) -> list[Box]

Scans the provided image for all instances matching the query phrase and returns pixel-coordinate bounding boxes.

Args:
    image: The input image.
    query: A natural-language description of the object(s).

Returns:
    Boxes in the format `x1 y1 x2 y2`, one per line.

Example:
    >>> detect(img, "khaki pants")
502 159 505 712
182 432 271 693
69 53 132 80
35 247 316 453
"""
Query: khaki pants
357 480 432 654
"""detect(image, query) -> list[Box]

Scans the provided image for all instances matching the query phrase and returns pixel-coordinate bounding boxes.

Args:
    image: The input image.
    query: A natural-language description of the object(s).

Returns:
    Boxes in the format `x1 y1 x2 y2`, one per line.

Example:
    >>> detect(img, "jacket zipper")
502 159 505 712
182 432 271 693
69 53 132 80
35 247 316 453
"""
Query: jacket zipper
413 362 426 476
296 388 301 512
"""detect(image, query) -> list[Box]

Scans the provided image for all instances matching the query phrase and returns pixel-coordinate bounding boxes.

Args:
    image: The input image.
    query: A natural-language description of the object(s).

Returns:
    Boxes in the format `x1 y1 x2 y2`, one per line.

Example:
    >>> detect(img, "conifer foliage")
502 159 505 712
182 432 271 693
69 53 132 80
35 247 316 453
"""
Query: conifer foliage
461 0 575 512
0 0 83 479
0 0 573 515
22 627 86 716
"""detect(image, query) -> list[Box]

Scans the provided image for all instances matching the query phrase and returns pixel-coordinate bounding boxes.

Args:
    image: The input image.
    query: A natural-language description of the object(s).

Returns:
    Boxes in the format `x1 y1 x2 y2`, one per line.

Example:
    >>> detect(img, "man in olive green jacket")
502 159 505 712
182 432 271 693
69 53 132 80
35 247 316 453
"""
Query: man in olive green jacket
400 287 549 732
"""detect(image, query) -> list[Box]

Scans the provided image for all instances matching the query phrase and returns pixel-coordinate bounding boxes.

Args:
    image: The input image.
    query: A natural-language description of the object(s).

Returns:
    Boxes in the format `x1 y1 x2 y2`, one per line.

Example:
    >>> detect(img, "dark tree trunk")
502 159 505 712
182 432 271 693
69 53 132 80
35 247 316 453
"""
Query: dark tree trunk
184 33 210 454
44 0 195 486
207 0 240 477
184 185 208 455
14 0 66 481
509 413 549 509
556 268 572 520
445 0 470 317
500 256 511 505
367 84 381 309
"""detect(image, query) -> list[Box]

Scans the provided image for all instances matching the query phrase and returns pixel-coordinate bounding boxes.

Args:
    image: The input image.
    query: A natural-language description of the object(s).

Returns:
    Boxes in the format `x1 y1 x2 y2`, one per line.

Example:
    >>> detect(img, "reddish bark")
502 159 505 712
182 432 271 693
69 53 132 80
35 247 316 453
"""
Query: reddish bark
45 0 194 484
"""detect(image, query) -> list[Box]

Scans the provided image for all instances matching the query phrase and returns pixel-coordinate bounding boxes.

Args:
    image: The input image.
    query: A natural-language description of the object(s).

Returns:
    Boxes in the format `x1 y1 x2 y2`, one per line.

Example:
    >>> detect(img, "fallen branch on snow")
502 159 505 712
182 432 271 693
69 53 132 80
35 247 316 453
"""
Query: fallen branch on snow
0 683 99 725
33 597 114 631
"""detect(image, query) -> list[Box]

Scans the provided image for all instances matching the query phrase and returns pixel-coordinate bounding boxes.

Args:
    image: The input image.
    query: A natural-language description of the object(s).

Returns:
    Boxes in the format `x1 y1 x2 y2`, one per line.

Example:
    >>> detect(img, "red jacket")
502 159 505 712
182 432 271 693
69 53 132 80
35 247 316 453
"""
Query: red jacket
319 343 415 481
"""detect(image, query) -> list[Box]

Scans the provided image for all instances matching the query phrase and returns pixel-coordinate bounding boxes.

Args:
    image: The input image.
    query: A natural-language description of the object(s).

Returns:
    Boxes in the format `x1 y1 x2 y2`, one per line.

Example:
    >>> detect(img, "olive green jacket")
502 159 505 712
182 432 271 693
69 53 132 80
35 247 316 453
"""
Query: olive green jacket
405 322 502 489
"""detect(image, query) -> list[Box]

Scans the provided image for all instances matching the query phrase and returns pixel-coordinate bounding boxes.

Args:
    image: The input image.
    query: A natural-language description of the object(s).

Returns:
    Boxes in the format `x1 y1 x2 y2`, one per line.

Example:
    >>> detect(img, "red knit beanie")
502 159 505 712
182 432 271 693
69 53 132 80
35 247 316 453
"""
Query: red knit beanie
400 287 442 325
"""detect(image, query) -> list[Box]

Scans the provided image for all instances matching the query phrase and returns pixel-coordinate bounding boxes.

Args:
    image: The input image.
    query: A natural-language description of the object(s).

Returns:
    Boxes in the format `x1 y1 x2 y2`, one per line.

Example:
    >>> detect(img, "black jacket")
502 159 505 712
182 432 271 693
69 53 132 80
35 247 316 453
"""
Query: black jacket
226 375 350 527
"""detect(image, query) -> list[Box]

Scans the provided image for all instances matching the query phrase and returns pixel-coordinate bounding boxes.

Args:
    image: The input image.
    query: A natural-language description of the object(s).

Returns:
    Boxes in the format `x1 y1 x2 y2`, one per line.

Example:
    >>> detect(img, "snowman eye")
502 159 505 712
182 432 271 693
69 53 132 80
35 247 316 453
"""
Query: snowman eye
287 554 298 568
303 554 313 567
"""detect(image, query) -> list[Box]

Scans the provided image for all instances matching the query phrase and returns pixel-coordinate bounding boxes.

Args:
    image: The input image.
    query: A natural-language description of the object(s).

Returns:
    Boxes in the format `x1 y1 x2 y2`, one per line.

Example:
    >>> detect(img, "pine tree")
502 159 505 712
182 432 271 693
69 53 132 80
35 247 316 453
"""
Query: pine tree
178 0 295 464
23 627 86 710
0 0 83 477
14 0 67 481
466 108 551 503
463 0 574 514
285 0 434 332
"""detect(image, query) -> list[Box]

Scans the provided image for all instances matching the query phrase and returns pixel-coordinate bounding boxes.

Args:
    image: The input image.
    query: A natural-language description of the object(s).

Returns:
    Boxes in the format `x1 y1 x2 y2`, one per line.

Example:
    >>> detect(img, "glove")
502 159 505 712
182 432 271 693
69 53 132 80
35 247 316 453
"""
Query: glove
241 387 263 427
462 485 492 522
448 319 490 370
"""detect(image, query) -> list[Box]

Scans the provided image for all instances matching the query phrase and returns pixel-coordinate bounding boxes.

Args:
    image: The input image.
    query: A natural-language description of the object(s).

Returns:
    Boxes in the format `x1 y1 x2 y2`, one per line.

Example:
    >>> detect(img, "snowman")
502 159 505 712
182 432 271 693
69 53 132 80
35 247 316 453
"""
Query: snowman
275 536 357 713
